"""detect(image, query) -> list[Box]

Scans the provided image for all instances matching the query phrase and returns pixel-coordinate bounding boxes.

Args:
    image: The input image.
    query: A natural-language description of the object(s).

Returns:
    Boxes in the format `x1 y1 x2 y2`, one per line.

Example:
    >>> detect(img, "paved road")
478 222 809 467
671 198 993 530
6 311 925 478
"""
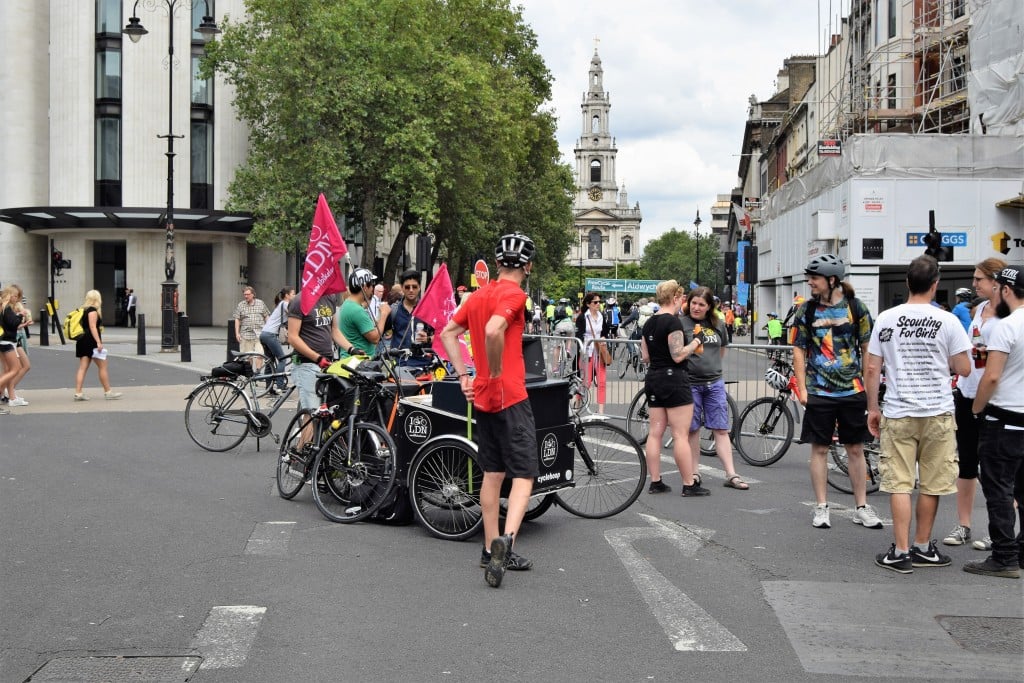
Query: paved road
2 338 1021 682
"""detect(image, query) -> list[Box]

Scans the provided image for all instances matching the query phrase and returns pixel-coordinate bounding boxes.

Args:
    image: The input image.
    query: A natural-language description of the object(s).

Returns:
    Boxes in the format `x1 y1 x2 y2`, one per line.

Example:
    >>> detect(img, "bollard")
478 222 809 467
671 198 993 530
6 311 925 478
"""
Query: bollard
179 314 192 363
39 308 49 347
137 314 147 355
226 319 239 361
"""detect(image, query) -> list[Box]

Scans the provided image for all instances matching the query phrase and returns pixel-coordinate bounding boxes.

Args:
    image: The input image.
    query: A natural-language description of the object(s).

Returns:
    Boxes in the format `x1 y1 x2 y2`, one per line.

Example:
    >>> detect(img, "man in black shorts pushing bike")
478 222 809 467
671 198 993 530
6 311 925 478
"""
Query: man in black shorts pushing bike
441 232 537 588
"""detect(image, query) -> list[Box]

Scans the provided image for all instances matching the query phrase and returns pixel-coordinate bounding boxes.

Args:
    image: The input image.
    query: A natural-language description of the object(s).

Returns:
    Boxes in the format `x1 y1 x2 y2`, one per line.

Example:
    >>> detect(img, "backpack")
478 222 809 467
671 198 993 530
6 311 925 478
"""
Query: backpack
554 304 568 321
63 307 86 340
802 297 865 353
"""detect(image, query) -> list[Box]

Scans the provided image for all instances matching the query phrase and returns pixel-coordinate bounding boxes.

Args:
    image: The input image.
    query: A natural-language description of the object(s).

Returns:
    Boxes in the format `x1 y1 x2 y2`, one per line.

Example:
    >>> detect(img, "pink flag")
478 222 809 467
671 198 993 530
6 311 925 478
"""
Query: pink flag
300 193 348 315
413 263 474 367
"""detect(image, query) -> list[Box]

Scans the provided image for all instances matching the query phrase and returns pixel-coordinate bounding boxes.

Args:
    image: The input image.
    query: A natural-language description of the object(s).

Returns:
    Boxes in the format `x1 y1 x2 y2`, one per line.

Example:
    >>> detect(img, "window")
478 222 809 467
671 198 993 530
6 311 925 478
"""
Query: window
588 229 602 259
191 53 211 105
192 1 216 41
888 0 897 39
190 120 213 209
622 238 632 255
96 49 121 100
887 74 897 109
96 0 122 36
592 114 600 133
590 159 601 183
951 55 966 92
95 116 121 205
952 0 965 19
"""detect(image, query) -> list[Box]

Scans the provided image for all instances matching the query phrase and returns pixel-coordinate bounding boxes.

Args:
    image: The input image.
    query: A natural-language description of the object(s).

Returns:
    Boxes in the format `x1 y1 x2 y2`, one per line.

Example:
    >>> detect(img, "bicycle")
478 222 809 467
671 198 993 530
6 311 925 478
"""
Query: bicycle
184 352 296 452
734 360 804 466
625 383 739 456
826 435 881 495
547 334 590 416
616 330 647 380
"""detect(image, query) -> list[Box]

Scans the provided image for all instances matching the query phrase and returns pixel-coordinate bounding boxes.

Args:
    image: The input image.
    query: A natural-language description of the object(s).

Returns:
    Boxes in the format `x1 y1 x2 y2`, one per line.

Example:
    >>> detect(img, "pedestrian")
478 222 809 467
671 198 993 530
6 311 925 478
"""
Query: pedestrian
682 287 749 490
440 233 538 588
576 291 609 414
791 254 881 530
866 255 972 573
368 283 385 320
965 265 1024 579
233 286 271 371
258 286 295 394
640 279 709 497
73 289 122 400
0 286 24 406
9 285 33 405
339 268 391 356
126 289 137 328
944 257 1008 549
385 269 432 369
723 303 735 343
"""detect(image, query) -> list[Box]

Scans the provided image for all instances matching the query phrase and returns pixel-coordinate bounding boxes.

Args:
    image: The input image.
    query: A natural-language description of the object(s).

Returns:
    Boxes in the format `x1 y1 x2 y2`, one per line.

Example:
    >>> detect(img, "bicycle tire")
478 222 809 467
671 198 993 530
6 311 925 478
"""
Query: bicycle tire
408 436 484 541
276 410 314 499
625 388 650 444
184 379 251 452
500 493 556 522
555 421 646 519
568 375 589 416
699 393 739 457
617 347 632 379
827 439 881 495
311 422 398 524
735 396 794 466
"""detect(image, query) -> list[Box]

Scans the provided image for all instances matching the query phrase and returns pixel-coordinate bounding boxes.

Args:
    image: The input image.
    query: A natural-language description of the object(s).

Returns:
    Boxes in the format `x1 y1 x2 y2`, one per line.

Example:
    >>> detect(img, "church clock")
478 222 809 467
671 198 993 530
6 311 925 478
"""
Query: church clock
588 186 602 201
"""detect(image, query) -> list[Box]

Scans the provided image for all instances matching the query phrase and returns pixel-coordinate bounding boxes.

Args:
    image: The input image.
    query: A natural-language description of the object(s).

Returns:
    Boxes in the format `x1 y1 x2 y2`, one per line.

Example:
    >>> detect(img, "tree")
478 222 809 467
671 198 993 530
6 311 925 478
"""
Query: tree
641 228 720 288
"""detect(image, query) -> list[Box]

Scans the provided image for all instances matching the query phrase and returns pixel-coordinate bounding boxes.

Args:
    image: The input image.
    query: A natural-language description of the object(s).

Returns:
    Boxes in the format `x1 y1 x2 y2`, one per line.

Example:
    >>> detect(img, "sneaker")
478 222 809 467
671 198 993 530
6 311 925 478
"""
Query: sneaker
963 557 1020 579
73 393 89 401
681 482 710 497
875 545 914 574
853 505 884 529
972 536 992 551
911 540 952 568
942 524 971 546
479 548 533 571
648 479 671 494
812 504 831 529
104 391 123 400
8 397 28 407
484 534 512 588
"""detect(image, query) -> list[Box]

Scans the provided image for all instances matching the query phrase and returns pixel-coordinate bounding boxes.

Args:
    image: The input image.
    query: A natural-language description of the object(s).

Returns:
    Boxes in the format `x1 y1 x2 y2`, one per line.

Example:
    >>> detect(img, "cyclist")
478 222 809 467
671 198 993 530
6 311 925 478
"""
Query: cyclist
440 232 538 588
791 254 880 530
339 268 391 357
951 287 973 333
763 312 783 346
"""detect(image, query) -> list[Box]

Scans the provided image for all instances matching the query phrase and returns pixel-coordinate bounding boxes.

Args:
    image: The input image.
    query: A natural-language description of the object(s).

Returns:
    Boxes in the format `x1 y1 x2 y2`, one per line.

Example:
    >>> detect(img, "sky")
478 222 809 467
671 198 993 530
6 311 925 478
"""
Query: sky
515 0 844 249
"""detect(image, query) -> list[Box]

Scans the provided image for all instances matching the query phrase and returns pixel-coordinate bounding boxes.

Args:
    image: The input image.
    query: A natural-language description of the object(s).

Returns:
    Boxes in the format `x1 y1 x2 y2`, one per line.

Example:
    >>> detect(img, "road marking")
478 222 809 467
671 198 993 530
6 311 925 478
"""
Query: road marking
191 605 266 669
605 514 746 652
655 457 763 484
245 521 296 555
801 500 892 526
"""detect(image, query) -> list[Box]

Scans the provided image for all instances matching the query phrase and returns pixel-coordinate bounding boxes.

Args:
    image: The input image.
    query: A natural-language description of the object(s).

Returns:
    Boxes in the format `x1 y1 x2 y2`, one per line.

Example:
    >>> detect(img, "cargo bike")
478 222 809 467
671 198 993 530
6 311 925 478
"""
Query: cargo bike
276 348 647 541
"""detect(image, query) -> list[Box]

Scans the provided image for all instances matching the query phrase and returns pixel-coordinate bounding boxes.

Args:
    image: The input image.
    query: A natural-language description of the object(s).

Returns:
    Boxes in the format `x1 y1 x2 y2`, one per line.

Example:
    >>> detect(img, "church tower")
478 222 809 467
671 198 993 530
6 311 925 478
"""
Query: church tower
570 49 641 268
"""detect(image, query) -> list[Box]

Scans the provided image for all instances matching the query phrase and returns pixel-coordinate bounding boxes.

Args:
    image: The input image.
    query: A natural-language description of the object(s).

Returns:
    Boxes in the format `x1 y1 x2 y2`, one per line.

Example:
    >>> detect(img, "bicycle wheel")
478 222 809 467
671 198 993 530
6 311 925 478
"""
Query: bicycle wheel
699 394 738 457
568 375 589 416
311 422 398 524
625 389 650 444
555 421 646 519
276 410 314 499
734 397 794 466
409 437 484 541
827 438 881 495
617 348 632 379
499 493 556 522
184 379 251 452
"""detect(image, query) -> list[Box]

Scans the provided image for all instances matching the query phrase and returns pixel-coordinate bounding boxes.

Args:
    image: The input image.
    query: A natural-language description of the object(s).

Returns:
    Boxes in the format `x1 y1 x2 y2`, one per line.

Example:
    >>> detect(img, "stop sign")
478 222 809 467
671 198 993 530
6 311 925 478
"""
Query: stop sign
474 259 490 287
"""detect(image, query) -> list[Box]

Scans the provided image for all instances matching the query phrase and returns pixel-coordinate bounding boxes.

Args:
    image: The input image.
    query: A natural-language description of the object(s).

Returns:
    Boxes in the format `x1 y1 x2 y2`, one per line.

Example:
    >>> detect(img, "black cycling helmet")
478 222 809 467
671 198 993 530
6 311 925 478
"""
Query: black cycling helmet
494 232 536 269
348 267 377 292
805 254 845 280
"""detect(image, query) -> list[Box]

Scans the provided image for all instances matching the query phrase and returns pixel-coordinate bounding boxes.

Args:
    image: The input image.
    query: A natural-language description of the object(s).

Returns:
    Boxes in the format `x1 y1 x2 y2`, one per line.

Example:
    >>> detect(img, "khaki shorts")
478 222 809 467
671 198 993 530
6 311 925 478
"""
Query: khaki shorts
240 338 263 355
879 414 958 495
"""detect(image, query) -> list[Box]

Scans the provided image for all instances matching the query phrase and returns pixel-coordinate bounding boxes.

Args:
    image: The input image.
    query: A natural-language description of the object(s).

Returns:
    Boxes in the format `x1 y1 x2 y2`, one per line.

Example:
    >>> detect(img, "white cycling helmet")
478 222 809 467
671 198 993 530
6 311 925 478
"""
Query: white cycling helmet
764 365 790 391
954 287 973 300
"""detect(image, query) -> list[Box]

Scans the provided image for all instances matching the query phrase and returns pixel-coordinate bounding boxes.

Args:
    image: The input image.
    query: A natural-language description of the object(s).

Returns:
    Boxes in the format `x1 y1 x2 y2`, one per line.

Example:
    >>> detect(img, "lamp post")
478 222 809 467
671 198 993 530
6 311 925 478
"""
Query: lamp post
693 209 702 288
579 231 585 298
123 1 220 351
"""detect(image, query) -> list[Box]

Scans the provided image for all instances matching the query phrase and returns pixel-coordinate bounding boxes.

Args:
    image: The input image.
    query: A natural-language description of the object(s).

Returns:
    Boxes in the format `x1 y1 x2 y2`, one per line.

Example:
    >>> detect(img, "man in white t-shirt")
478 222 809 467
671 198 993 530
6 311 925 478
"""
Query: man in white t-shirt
866 255 972 574
966 265 1024 579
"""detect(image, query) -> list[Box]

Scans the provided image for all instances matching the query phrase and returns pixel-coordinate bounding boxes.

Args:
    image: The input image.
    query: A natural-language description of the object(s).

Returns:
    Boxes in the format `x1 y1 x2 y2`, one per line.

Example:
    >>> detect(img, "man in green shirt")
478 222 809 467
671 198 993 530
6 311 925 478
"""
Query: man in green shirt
338 268 390 356
764 312 783 346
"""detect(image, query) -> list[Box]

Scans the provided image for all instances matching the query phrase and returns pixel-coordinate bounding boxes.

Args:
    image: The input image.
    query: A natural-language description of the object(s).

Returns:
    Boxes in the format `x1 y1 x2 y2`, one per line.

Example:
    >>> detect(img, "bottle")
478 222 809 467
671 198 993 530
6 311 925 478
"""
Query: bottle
415 322 424 340
972 325 987 369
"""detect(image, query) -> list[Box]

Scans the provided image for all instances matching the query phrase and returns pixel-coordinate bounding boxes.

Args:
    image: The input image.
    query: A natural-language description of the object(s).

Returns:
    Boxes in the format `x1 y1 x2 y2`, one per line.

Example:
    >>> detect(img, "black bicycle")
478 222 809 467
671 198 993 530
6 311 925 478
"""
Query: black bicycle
625 384 738 457
734 360 803 466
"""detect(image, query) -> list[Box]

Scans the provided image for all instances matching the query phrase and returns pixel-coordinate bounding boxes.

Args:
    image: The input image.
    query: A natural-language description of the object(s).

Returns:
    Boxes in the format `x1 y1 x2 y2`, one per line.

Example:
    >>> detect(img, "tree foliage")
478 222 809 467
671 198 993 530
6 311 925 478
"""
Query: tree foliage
640 228 721 288
203 0 574 282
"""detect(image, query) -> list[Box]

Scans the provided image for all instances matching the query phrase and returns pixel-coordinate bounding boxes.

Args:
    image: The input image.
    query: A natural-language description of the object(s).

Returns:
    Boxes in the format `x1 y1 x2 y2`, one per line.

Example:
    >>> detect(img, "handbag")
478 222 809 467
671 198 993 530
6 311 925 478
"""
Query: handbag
275 302 290 345
587 315 612 366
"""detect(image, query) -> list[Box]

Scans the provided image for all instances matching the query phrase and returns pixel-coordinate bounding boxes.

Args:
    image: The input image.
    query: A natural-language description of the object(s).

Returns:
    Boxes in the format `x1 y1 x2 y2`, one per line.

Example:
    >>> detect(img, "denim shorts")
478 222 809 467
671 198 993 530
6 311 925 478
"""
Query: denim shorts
690 379 730 431
291 361 320 411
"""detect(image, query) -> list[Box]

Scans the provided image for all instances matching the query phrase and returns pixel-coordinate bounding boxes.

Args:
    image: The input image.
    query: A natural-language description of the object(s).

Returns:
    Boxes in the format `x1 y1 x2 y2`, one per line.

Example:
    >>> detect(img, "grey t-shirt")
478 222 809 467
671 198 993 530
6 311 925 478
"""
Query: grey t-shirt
287 294 338 361
680 314 728 383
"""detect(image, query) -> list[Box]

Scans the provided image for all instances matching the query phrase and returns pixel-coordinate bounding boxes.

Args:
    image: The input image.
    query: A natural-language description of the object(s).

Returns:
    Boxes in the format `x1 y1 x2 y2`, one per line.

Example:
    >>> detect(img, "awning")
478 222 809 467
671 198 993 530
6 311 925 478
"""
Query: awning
995 193 1024 209
0 206 254 233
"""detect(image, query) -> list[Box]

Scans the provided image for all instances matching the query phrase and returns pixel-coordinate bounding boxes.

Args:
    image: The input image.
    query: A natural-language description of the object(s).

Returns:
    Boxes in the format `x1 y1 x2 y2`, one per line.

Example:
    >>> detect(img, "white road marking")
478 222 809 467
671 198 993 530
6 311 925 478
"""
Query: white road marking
245 521 296 555
605 514 746 652
801 500 892 526
191 605 266 669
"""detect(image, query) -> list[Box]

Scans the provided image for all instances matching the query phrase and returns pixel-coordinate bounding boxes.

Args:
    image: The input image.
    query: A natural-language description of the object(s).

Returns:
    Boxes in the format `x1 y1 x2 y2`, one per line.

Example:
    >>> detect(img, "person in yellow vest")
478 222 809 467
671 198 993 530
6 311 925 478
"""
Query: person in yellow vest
764 312 783 346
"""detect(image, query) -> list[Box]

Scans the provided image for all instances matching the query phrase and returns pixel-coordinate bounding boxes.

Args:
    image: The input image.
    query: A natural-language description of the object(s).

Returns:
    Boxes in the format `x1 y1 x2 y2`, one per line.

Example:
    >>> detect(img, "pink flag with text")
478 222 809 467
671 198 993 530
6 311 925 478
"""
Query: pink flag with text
300 193 348 315
413 263 473 367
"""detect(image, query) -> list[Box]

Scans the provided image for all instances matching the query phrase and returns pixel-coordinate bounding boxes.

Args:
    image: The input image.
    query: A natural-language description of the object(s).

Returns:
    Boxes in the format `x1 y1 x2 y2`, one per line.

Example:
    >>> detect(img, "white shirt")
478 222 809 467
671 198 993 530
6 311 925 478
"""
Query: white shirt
867 303 972 418
582 309 603 358
986 306 1024 415
955 300 996 399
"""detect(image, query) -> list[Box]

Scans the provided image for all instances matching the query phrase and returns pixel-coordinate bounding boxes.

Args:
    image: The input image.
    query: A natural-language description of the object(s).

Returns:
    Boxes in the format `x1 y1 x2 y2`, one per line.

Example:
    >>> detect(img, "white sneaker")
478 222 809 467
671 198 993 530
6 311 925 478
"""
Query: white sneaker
853 504 884 529
8 397 28 407
73 393 89 401
812 504 831 529
972 536 992 551
104 391 123 400
942 524 971 546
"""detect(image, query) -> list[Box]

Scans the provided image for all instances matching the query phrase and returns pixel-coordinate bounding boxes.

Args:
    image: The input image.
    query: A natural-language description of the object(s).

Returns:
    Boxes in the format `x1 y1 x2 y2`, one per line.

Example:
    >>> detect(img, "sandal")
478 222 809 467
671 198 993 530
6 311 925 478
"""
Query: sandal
724 475 749 490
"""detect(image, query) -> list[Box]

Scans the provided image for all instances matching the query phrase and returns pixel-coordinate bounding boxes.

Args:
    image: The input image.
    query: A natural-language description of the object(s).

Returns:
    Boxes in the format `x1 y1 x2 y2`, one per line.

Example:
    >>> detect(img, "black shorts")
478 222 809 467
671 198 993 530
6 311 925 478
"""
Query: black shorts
644 367 693 408
476 400 539 478
953 389 979 479
800 392 869 446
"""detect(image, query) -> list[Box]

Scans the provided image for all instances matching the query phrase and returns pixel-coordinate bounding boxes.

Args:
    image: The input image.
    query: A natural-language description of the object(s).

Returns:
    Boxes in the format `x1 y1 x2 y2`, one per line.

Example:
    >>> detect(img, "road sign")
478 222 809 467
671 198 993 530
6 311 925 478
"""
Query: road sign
585 278 659 293
473 259 489 287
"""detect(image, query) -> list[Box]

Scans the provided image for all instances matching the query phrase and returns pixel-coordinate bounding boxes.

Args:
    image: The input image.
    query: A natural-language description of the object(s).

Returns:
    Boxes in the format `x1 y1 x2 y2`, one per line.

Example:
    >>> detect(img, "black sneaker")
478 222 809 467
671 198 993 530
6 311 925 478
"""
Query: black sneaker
480 548 533 571
648 479 671 494
681 483 710 497
963 557 1020 579
485 534 512 588
910 540 951 568
875 544 913 574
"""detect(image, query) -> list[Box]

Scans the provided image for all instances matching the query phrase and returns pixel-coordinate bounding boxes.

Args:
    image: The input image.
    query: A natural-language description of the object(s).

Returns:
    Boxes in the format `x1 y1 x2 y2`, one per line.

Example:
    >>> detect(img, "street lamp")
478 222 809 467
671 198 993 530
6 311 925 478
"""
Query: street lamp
123 0 220 351
579 231 585 298
693 209 702 288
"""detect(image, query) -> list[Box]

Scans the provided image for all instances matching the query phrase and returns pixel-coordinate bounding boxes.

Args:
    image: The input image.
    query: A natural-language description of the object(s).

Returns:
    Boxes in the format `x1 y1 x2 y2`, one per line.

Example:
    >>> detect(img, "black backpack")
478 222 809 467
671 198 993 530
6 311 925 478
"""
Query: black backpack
554 304 568 321
802 297 866 356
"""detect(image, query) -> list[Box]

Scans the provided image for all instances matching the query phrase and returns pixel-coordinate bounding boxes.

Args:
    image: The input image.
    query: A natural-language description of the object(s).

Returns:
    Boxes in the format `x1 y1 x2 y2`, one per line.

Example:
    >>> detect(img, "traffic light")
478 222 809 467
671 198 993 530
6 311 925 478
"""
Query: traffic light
52 250 71 273
724 251 737 285
923 210 952 261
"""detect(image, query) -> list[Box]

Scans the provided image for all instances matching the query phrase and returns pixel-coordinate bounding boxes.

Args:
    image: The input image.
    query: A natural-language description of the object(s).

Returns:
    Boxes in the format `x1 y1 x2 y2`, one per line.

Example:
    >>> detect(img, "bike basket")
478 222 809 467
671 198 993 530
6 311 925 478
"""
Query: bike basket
211 360 253 379
317 374 357 412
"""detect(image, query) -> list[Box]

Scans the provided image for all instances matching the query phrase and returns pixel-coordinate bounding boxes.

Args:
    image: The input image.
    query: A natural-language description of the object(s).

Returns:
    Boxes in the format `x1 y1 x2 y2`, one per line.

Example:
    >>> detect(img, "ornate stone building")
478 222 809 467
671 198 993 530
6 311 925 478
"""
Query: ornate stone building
569 50 641 269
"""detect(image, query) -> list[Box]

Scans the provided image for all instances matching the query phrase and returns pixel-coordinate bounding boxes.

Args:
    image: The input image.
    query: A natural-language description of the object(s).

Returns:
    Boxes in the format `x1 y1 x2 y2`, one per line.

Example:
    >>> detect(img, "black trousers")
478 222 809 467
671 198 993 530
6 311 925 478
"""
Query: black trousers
128 308 136 327
977 420 1024 567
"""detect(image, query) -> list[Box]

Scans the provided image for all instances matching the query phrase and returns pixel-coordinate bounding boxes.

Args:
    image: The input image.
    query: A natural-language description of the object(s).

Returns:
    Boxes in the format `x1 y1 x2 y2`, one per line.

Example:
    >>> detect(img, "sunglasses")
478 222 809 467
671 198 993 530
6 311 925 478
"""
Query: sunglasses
590 300 601 305
404 284 420 290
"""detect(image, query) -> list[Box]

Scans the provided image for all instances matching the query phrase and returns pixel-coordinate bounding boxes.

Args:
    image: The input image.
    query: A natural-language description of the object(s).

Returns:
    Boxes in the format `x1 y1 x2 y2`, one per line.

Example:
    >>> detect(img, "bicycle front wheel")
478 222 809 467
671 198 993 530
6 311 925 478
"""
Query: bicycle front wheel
184 380 251 452
735 397 794 466
555 421 646 519
312 422 398 523
409 437 484 541
625 389 650 444
276 410 314 499
827 439 881 495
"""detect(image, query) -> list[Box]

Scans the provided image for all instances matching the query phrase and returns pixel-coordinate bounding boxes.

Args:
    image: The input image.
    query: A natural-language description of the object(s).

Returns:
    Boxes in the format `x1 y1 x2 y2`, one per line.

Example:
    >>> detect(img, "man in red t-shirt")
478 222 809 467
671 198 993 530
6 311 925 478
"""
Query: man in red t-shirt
441 233 537 588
